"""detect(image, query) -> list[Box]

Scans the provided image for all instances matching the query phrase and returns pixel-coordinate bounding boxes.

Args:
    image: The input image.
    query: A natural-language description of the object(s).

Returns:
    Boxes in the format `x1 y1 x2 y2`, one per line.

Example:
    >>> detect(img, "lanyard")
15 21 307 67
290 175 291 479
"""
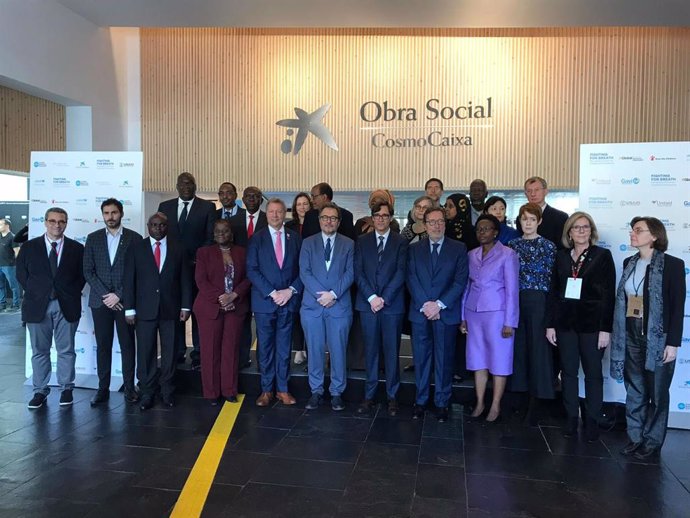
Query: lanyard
570 248 589 279
631 262 646 296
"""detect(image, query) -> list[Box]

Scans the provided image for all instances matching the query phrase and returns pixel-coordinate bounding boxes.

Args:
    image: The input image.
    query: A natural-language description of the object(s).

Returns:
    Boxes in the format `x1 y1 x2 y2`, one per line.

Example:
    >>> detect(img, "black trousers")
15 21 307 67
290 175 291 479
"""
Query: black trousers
91 306 136 391
624 318 675 449
177 269 200 361
136 319 176 397
558 330 604 421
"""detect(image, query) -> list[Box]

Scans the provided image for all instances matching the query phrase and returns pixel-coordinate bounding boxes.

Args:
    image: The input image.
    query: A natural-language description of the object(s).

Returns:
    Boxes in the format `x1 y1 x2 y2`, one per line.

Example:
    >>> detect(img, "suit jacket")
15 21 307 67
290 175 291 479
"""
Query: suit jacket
546 245 616 333
516 204 569 249
123 237 192 321
406 238 469 325
302 207 356 241
16 236 85 323
299 233 354 318
193 244 251 320
83 227 143 308
285 218 303 236
158 196 216 262
229 210 268 247
462 241 520 327
216 206 240 221
247 227 303 313
354 231 408 314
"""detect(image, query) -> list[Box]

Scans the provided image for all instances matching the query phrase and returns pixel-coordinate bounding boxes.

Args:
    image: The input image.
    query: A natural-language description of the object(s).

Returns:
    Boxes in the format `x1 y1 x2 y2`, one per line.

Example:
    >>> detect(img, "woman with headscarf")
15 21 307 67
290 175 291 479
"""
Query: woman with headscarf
355 189 400 236
444 193 479 250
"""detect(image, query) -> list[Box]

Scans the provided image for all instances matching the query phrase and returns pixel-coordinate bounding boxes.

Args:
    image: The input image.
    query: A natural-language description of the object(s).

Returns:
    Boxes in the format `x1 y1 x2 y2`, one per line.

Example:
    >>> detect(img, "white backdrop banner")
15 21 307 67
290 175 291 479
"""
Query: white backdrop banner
25 152 144 390
579 141 690 430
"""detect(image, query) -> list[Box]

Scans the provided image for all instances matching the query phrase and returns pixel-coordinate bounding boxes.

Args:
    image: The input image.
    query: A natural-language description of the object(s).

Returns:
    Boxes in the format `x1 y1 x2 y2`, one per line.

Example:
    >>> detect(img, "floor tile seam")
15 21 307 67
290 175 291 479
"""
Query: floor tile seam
548 451 615 460
464 472 566 485
538 425 554 454
263 453 358 466
238 479 346 494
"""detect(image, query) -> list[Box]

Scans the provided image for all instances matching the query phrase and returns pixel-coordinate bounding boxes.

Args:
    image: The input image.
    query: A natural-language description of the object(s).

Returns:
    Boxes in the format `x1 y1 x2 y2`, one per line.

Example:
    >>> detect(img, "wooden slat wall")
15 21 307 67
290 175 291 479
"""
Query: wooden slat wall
0 85 65 172
141 27 690 192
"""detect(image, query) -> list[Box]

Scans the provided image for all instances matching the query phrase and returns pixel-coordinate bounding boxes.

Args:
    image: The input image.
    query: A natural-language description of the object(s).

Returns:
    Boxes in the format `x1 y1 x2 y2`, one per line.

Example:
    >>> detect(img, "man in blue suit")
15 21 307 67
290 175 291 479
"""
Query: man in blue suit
247 198 303 407
407 207 469 422
354 201 408 416
300 202 354 411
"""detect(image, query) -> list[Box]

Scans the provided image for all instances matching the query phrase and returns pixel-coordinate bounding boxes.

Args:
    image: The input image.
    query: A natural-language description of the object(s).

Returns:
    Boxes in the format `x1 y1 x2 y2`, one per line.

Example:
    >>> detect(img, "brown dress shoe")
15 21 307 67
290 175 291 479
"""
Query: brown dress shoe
276 392 297 405
256 392 274 407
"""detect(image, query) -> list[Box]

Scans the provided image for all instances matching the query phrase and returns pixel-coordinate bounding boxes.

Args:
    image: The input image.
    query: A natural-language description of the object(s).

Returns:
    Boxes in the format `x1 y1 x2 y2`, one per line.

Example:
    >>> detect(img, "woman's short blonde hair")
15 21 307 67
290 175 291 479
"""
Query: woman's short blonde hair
561 211 599 248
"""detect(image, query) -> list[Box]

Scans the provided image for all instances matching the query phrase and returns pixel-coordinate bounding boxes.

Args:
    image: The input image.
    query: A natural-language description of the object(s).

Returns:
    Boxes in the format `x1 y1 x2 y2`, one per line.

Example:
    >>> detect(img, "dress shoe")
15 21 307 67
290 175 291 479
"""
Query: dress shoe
331 396 345 411
59 389 73 407
305 393 322 410
226 395 238 403
28 392 47 409
90 389 110 406
357 399 376 415
620 441 643 456
453 374 464 383
276 392 296 405
437 407 449 422
562 417 578 438
294 351 307 365
403 364 415 372
161 395 175 408
256 391 274 407
140 395 155 411
240 360 252 370
387 399 398 417
209 398 219 406
124 389 140 404
191 358 201 371
634 445 660 461
412 404 425 420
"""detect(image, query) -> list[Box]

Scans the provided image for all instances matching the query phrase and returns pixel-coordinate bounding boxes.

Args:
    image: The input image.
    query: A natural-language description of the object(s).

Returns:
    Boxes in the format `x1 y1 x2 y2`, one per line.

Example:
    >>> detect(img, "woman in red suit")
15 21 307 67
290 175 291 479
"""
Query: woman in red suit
194 219 251 404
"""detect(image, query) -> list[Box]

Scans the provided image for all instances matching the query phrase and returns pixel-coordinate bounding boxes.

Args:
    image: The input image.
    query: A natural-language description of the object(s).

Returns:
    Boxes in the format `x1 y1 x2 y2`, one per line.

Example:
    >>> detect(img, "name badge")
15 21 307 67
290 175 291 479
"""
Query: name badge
565 278 583 300
626 295 644 318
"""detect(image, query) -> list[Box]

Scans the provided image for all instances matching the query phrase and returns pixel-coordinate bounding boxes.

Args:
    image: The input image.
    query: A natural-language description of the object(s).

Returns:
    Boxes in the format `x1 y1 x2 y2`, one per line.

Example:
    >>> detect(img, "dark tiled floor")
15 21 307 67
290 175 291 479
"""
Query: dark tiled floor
1 312 690 517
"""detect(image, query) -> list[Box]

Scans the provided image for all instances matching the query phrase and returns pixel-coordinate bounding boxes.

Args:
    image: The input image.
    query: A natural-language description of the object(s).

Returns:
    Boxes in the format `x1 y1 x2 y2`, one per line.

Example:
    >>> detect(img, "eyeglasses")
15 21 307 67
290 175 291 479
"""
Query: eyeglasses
571 225 591 232
476 226 496 234
46 219 67 226
425 219 445 227
372 214 391 220
630 228 650 235
319 215 339 223
415 204 430 210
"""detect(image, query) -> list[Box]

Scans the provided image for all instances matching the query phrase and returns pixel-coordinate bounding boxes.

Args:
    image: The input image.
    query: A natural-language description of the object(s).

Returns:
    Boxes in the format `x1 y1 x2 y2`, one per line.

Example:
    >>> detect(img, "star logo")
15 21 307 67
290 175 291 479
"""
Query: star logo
276 104 338 155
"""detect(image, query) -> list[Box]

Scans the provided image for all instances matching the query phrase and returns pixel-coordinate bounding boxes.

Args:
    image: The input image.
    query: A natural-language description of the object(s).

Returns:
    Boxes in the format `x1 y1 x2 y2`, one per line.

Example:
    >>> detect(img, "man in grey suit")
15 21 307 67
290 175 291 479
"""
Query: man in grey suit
83 198 142 406
300 203 354 411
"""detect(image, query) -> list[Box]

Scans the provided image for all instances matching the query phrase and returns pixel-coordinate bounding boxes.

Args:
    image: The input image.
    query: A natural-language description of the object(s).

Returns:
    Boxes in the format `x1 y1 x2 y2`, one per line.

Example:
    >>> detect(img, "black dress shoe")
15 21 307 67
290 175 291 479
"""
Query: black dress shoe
634 445 660 461
191 358 201 370
356 399 376 415
124 389 140 404
59 390 73 407
562 417 578 438
140 396 155 411
412 404 425 420
403 364 415 372
226 395 238 403
161 395 175 408
90 389 110 406
437 407 449 422
620 441 643 456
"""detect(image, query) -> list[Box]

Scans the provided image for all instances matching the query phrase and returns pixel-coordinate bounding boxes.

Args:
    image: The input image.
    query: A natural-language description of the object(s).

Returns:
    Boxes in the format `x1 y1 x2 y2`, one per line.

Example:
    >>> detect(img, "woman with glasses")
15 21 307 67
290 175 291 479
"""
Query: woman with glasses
401 195 435 244
546 211 615 441
611 217 685 460
461 214 519 422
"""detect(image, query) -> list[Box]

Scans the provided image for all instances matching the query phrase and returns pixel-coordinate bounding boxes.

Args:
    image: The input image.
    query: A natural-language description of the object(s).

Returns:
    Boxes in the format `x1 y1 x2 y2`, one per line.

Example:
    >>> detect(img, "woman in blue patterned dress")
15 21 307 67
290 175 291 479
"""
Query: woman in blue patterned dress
508 203 557 424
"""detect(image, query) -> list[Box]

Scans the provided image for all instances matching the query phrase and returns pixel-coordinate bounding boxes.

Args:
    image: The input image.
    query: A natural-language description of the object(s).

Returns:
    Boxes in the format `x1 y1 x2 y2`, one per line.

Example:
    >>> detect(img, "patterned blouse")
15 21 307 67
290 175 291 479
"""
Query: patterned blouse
508 236 556 292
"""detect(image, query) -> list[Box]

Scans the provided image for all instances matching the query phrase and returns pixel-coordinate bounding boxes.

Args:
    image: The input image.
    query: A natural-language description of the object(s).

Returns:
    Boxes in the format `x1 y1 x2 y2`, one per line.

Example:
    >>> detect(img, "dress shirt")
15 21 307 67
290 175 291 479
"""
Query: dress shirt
44 234 64 266
177 197 194 220
268 225 297 297
367 229 391 303
321 232 337 299
220 205 238 219
422 236 447 310
106 226 123 265
246 210 260 230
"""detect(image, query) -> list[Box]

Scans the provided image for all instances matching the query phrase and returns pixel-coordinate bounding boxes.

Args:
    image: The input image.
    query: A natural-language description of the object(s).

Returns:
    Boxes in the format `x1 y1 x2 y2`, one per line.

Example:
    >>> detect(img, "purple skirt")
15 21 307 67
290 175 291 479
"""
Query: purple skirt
465 308 514 375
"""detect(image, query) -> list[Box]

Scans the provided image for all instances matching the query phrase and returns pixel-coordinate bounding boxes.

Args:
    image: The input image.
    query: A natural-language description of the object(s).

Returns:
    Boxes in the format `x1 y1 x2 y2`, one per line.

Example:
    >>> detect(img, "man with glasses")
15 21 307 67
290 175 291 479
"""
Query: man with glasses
301 182 355 240
354 201 408 416
16 207 85 409
300 203 355 411
407 207 469 422
216 182 240 220
516 176 568 249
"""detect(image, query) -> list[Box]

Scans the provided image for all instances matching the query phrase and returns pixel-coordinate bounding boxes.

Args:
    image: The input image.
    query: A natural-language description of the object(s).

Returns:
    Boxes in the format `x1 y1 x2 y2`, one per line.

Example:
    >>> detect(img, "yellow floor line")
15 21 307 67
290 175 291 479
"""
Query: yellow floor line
170 395 245 518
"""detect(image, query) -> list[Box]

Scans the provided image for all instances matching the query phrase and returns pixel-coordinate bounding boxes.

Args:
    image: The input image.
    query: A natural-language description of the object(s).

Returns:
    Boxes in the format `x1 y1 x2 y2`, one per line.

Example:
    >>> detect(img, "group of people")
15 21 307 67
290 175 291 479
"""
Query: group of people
17 173 685 460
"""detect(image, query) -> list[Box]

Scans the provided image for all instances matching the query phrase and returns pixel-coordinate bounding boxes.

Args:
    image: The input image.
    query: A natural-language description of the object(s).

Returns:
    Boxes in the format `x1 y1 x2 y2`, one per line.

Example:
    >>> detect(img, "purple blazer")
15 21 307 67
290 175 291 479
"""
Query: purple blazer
462 241 519 328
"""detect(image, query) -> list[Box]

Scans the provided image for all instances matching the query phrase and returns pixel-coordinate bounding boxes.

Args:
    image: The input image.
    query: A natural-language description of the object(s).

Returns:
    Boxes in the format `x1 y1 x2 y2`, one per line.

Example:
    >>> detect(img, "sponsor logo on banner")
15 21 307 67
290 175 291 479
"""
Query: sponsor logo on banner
619 156 644 162
30 199 47 204
73 218 91 223
619 244 636 252
598 240 613 249
31 217 44 223
588 196 613 208
649 155 676 161
51 161 69 168
650 173 677 186
119 199 133 207
75 180 89 187
119 180 133 188
52 177 71 187
33 161 47 168
620 200 641 207
96 159 115 169
589 152 614 164
32 179 46 187
276 103 339 156
51 199 69 205
75 198 88 206
651 200 673 208
119 162 135 168
77 161 88 168
590 177 612 185
679 403 689 410
659 219 676 231
75 347 85 354
684 201 690 207
620 177 640 185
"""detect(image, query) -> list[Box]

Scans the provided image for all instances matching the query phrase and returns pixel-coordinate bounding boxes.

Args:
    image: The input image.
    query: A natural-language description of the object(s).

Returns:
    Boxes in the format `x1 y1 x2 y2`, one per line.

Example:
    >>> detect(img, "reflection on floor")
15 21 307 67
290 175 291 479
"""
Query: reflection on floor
0 311 689 517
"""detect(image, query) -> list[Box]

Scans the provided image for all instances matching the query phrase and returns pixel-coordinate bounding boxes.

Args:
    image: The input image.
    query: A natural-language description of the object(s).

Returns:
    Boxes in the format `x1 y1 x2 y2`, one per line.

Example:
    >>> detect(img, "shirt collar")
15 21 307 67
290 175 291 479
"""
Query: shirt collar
375 229 391 240
105 226 123 237
149 236 167 245
44 234 64 245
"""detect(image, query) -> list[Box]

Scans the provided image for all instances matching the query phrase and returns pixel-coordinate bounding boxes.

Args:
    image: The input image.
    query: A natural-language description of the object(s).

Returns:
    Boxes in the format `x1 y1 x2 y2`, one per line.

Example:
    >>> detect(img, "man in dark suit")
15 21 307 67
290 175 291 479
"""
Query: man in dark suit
354 201 408 416
515 176 569 248
124 213 192 410
16 207 85 409
83 198 142 406
407 207 469 422
247 198 303 407
300 203 355 411
158 172 215 368
302 182 355 240
216 182 240 220
229 185 268 368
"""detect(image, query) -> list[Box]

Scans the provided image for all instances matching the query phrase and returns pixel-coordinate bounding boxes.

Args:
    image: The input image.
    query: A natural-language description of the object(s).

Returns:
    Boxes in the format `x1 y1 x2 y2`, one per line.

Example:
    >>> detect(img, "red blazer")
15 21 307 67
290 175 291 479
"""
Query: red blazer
193 245 251 319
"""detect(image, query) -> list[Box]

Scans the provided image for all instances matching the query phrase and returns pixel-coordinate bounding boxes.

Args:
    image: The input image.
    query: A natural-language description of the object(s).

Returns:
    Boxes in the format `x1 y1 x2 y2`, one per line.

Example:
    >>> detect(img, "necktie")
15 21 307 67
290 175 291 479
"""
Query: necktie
179 201 189 231
154 241 161 271
248 214 255 239
377 236 384 262
223 210 231 220
431 242 439 270
275 230 283 268
49 242 58 299
324 237 332 262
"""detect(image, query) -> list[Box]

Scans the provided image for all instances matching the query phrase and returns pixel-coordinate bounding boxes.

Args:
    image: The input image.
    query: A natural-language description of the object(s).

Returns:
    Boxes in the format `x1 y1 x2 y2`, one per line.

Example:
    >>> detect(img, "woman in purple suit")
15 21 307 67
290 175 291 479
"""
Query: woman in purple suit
461 214 520 422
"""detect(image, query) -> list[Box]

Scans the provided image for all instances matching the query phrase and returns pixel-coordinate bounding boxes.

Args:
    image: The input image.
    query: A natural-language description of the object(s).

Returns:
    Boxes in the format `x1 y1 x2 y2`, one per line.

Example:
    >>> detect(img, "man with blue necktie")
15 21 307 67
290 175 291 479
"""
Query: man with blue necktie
216 182 240 220
300 203 354 411
407 207 469 422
